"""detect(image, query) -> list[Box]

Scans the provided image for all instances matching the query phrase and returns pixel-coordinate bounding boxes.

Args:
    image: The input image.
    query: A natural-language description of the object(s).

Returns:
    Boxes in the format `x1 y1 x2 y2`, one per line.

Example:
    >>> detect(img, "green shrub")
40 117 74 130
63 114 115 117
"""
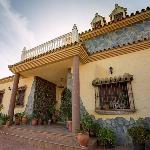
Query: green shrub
0 114 9 125
81 114 93 133
59 88 72 121
90 121 101 136
97 128 116 146
128 125 148 144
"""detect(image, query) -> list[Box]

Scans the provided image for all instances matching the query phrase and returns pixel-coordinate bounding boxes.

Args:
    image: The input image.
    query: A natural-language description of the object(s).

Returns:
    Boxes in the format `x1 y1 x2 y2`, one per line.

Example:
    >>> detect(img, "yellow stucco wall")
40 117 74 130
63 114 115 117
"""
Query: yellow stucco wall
80 48 150 120
0 77 34 114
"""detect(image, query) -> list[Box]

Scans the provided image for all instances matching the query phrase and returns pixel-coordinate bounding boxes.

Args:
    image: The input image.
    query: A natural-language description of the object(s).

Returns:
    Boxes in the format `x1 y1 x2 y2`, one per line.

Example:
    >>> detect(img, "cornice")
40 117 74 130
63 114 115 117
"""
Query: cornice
88 39 150 62
0 76 14 84
9 43 88 73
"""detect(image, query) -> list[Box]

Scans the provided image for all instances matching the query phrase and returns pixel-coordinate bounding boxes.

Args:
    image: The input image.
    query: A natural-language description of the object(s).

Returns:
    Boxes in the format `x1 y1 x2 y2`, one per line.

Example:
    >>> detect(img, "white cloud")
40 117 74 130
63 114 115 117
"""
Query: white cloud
0 0 36 78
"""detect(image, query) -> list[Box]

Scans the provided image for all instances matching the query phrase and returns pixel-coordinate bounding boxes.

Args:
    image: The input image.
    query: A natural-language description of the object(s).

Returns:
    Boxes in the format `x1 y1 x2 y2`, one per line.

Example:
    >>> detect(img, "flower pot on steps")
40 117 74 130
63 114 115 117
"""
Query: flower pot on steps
32 119 38 126
77 132 90 147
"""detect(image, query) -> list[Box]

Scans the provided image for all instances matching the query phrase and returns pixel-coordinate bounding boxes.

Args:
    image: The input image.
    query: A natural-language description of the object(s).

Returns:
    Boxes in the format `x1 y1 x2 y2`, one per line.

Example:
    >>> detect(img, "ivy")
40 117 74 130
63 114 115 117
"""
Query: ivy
33 77 56 121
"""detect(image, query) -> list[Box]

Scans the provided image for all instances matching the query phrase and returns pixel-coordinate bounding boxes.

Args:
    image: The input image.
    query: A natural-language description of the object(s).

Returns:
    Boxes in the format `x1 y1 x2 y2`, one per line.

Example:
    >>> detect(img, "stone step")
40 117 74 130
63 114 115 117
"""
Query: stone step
0 131 87 150
0 125 79 147
0 126 97 150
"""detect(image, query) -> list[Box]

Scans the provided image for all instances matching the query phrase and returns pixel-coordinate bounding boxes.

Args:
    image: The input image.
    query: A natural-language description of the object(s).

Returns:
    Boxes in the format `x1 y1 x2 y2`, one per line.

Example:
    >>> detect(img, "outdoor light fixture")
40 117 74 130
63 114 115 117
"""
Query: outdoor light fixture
109 66 113 74
57 78 64 88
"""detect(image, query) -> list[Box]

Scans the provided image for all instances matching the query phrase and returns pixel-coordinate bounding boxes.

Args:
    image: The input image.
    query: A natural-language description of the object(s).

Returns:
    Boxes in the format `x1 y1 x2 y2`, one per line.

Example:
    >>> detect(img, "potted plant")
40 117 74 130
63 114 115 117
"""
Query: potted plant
0 114 9 125
5 115 11 127
59 89 72 130
38 115 43 125
80 114 93 136
96 128 116 149
48 101 57 124
76 127 90 147
76 114 95 147
128 125 147 150
14 113 23 125
52 110 59 124
31 114 38 126
43 115 49 125
21 112 28 125
67 119 72 132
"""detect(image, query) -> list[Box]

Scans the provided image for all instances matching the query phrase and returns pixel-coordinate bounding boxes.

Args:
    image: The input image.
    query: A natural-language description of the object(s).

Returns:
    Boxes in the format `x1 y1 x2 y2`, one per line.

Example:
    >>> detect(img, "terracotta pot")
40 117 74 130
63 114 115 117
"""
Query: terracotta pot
77 133 89 147
5 120 11 127
22 116 28 125
67 121 72 132
38 119 43 125
32 119 38 126
15 117 20 125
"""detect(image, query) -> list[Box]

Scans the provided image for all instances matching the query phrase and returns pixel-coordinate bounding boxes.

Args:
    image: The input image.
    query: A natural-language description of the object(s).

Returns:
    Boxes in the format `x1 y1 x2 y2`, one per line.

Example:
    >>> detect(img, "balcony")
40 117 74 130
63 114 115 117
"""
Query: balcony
21 24 79 61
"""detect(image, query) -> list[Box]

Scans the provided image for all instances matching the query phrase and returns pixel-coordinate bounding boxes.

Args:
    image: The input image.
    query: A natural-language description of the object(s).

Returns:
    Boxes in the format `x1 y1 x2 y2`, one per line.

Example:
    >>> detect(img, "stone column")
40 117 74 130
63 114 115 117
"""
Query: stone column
72 55 80 133
8 73 20 123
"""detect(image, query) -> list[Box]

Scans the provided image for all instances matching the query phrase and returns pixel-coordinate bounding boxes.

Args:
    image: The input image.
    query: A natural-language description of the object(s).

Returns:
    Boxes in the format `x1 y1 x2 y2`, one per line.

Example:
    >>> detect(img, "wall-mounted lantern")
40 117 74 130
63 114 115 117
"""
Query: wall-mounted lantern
109 66 113 74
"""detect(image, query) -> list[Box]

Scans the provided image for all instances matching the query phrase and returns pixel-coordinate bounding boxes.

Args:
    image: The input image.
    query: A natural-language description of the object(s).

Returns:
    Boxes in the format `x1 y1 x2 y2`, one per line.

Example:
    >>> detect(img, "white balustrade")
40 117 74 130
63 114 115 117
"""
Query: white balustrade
21 25 79 60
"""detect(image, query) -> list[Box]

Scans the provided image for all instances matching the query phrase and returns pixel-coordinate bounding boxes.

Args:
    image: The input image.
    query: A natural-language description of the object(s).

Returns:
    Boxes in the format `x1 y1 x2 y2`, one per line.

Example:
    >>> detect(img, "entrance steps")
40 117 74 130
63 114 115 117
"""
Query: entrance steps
0 126 97 150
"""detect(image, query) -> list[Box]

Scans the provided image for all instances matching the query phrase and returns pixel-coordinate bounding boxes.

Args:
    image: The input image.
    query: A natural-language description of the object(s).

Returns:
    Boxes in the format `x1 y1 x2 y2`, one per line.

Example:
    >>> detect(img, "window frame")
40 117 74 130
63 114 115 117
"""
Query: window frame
0 90 5 104
15 86 26 107
92 74 135 115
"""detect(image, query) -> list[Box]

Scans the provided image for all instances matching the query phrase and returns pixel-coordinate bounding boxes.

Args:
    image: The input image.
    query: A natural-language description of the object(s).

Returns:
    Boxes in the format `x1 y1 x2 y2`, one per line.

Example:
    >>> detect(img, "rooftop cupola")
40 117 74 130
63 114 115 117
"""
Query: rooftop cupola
91 13 106 29
109 4 127 21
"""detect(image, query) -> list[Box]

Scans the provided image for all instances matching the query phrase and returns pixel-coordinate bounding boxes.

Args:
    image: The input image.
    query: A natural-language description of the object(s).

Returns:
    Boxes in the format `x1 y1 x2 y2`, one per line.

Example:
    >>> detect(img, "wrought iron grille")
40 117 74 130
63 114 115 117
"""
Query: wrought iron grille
98 82 130 110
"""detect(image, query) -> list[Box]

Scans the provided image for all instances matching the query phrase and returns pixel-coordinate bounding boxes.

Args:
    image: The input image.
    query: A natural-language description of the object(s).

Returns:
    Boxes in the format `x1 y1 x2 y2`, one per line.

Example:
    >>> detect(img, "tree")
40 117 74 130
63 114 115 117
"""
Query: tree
59 88 72 121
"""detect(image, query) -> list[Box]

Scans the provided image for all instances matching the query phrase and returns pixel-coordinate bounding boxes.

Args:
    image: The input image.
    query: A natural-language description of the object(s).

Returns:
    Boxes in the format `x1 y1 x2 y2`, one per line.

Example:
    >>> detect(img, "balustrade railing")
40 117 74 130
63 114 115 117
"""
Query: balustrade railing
21 24 79 60
21 32 72 60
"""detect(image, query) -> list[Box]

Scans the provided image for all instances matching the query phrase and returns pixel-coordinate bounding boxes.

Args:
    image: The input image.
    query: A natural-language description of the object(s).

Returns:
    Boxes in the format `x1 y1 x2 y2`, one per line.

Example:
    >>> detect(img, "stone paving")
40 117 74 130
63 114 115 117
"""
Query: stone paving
0 134 132 150
0 134 44 150
0 124 133 150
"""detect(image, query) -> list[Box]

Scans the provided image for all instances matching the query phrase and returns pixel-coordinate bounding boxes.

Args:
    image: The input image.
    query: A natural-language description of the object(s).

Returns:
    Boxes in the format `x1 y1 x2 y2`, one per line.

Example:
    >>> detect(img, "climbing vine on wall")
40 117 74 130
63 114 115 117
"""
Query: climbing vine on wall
33 77 56 120
59 88 72 122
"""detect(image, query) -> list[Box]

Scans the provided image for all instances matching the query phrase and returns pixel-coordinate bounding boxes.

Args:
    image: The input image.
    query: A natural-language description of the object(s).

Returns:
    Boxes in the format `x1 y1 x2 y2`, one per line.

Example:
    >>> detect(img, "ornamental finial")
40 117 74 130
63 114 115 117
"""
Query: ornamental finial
72 24 78 30
115 4 118 8
72 24 79 42
22 47 26 51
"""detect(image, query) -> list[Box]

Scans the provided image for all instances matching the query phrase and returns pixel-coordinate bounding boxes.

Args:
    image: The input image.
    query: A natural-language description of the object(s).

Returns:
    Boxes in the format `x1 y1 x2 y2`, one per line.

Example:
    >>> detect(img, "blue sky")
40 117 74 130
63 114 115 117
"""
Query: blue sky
0 0 150 78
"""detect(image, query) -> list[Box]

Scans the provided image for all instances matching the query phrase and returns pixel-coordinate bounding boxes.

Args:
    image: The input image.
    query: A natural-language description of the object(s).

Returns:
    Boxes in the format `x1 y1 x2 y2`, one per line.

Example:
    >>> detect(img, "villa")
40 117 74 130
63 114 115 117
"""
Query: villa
0 4 150 148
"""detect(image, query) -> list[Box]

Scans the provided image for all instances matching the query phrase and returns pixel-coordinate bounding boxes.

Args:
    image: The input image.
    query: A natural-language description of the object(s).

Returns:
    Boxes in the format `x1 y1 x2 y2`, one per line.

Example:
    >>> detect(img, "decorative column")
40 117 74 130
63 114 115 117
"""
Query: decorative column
8 73 20 124
72 55 80 133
